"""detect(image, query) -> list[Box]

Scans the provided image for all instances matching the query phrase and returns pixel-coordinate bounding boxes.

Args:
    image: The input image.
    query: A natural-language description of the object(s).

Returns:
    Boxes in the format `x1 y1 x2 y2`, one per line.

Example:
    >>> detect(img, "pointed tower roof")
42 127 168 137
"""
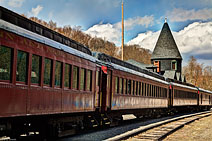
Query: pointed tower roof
151 22 182 60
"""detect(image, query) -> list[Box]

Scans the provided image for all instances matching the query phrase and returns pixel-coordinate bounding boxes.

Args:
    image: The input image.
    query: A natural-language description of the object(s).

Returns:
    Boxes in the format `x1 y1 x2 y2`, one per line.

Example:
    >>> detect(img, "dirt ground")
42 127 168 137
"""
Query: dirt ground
164 114 212 141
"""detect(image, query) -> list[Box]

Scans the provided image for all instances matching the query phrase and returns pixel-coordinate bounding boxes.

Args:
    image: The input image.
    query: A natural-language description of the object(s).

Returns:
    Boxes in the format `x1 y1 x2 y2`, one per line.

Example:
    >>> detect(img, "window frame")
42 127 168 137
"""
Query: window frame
80 68 86 91
64 63 72 89
16 50 29 84
31 54 41 85
86 69 92 91
72 65 79 90
54 61 62 88
0 45 13 82
43 58 53 87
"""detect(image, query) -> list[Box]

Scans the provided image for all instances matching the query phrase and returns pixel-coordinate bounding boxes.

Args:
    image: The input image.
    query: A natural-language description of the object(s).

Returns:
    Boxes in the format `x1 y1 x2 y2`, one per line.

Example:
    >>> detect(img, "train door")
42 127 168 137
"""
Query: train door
201 94 203 104
168 85 173 107
100 66 112 112
94 67 100 110
197 91 199 106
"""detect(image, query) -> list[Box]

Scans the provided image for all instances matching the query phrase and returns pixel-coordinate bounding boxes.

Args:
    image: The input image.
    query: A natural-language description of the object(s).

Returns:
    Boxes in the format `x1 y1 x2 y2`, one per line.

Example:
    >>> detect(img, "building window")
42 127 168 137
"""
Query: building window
172 61 177 70
0 46 12 81
31 54 41 84
16 50 28 82
154 61 160 72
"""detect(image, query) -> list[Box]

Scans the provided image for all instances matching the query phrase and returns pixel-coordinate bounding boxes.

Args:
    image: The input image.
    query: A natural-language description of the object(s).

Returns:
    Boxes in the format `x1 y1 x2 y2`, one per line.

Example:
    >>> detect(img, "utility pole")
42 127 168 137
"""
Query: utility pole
121 0 124 61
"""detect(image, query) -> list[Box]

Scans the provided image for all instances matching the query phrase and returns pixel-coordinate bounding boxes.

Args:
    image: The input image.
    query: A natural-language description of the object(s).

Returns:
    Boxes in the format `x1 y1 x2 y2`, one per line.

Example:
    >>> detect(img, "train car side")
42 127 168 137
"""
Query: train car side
198 88 212 110
0 21 98 137
111 68 168 111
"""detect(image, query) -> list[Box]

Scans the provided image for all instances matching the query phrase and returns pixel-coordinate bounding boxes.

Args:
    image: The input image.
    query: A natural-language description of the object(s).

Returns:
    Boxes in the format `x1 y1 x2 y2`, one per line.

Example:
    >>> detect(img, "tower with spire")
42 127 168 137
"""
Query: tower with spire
151 20 182 76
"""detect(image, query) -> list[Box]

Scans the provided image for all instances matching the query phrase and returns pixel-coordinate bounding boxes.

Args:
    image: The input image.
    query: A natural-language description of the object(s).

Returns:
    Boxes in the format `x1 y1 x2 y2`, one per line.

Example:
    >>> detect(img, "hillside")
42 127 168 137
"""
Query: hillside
28 16 151 64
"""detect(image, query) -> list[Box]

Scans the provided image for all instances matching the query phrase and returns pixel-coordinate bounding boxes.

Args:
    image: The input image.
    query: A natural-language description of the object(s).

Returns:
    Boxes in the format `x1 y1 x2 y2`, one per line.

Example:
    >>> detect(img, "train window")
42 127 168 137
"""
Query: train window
132 81 135 95
165 89 167 97
115 77 119 93
134 81 137 95
152 85 154 97
153 86 155 97
64 64 71 88
72 66 79 89
138 82 141 95
141 83 144 96
107 73 111 93
131 81 133 95
80 68 86 90
119 78 123 94
86 70 92 91
128 80 131 94
55 61 62 87
159 87 161 97
148 84 150 96
162 88 164 97
31 54 41 84
96 71 99 86
150 84 152 97
44 58 52 86
123 79 126 94
0 46 12 81
161 88 163 97
146 84 149 96
16 50 28 82
143 83 146 96
156 86 158 97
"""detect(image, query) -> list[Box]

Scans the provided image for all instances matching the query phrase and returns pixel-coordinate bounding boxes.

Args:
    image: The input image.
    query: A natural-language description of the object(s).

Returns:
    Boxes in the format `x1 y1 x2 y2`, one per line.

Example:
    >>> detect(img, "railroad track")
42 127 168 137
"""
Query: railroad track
106 111 211 141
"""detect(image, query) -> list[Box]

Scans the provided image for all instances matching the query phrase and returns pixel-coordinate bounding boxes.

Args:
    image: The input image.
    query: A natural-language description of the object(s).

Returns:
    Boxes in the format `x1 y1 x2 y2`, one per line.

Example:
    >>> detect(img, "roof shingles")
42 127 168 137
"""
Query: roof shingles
151 23 182 60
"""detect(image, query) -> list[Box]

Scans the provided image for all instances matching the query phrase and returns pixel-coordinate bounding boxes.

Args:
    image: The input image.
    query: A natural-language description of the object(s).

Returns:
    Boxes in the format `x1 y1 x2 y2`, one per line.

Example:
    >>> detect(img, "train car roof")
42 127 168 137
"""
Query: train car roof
0 6 92 55
198 88 212 94
0 19 97 63
170 82 198 91
94 52 168 85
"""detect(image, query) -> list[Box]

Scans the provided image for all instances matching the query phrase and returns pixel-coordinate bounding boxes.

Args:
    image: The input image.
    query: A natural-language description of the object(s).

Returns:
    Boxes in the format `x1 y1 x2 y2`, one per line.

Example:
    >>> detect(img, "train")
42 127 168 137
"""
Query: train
0 6 211 138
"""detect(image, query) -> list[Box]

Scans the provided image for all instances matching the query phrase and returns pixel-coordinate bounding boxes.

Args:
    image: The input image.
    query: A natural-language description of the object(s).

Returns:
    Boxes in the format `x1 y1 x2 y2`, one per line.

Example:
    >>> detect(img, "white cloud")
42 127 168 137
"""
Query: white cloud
167 8 212 22
114 15 154 30
128 31 160 51
85 23 121 45
28 5 43 17
175 22 212 55
85 15 154 45
127 21 212 65
8 0 24 8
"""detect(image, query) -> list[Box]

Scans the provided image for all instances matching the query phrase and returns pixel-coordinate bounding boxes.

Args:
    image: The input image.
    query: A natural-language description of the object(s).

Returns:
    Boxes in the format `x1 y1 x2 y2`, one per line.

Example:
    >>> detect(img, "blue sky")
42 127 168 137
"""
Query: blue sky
0 0 212 66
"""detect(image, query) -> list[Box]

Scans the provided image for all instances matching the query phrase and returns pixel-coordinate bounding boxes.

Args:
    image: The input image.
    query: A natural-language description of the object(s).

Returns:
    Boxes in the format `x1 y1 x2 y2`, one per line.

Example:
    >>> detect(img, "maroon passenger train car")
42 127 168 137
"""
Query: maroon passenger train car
95 53 170 119
0 6 101 137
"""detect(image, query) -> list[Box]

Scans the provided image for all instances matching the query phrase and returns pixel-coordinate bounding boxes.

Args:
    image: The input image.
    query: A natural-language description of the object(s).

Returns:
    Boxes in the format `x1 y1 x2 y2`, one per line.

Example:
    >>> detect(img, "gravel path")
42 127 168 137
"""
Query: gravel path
164 114 212 141
58 112 202 141
58 116 177 141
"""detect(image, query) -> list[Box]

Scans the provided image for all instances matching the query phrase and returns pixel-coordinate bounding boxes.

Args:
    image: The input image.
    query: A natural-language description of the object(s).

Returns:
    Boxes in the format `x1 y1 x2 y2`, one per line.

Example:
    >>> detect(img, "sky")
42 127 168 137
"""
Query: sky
0 0 212 66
